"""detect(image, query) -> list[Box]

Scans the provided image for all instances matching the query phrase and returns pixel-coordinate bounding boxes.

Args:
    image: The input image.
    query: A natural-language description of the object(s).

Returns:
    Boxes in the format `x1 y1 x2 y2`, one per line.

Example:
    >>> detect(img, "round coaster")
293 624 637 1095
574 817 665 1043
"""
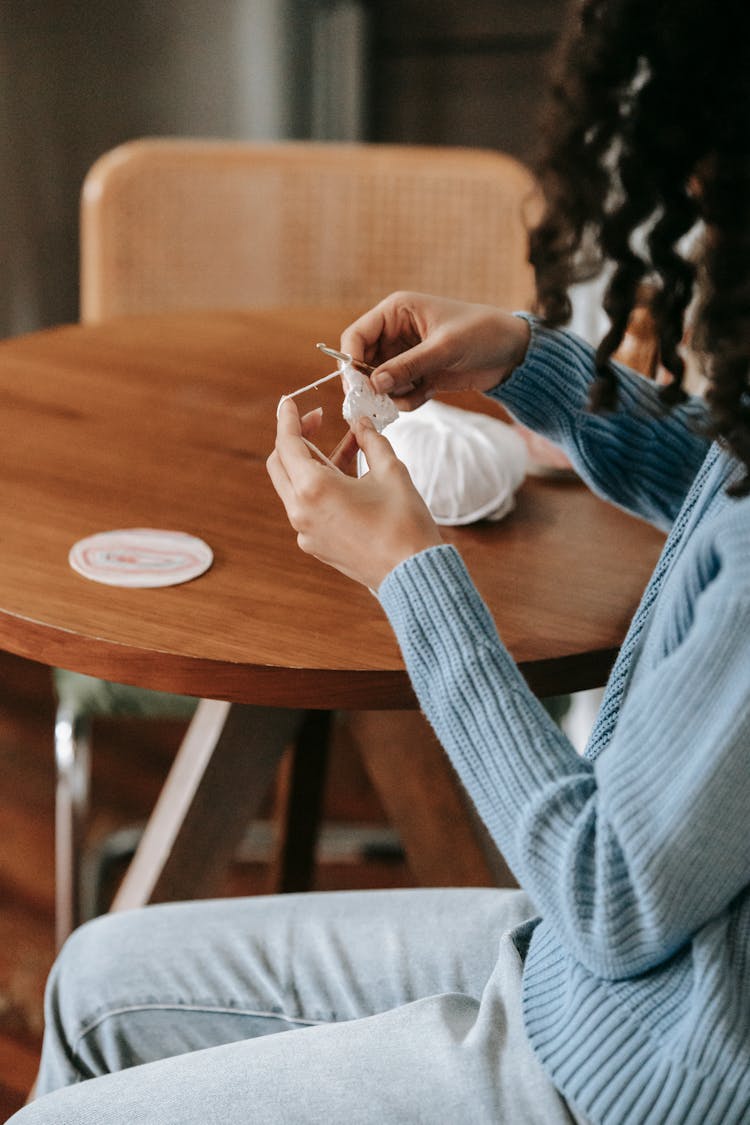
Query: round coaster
69 528 213 588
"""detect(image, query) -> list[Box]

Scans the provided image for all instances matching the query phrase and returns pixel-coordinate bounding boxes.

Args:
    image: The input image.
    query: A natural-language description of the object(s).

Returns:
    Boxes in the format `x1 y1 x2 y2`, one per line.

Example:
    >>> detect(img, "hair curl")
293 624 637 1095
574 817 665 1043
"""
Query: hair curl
529 0 750 494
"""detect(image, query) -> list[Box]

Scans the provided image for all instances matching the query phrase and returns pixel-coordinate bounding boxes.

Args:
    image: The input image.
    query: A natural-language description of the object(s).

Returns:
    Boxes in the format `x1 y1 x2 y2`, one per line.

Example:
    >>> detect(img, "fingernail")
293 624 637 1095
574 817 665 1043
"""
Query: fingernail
300 405 323 422
375 371 394 393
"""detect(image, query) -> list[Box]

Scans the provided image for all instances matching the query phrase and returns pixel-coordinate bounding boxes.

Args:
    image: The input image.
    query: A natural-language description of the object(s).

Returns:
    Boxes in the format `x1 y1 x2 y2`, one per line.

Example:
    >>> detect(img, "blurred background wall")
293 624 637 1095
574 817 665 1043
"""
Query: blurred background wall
0 0 564 338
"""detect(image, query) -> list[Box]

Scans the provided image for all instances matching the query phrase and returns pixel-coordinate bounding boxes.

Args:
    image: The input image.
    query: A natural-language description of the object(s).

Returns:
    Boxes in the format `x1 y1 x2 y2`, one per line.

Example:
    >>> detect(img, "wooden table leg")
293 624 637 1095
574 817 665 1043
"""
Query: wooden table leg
346 710 517 888
111 700 303 911
268 709 333 893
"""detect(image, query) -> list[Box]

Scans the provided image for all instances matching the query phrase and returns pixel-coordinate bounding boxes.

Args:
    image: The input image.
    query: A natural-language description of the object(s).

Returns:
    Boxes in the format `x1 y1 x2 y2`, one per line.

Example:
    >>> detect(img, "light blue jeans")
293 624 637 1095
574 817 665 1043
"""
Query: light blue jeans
11 888 582 1124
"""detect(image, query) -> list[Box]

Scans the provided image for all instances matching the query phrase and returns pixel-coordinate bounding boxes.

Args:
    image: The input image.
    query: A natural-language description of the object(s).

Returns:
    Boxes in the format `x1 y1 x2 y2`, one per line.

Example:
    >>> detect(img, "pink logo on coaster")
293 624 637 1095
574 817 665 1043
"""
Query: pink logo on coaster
69 529 213 588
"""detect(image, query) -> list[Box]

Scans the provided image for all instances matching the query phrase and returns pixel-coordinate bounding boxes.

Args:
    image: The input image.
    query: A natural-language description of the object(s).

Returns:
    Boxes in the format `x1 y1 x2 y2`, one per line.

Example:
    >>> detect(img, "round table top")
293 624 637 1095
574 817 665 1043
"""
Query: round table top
0 307 665 708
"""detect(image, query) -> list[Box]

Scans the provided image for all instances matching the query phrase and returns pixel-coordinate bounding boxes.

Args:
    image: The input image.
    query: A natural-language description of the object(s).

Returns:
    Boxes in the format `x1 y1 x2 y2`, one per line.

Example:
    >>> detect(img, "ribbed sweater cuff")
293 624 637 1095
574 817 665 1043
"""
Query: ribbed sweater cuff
488 313 711 528
488 313 592 445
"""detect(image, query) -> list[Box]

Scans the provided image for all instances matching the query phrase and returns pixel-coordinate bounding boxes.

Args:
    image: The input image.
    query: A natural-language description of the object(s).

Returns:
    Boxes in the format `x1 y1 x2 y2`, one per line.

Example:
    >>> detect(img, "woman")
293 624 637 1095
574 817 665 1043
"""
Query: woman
13 0 749 1121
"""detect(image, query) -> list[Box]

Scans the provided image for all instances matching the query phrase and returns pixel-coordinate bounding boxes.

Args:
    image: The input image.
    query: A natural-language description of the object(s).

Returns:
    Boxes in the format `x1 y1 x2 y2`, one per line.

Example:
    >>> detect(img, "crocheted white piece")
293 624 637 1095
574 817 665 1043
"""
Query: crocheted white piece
341 364 399 433
277 361 398 441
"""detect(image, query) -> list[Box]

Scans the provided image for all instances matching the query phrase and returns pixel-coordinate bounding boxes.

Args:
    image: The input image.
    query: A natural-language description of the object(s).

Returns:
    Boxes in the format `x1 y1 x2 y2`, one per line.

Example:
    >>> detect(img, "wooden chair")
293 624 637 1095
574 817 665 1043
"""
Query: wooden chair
54 138 537 946
78 139 535 318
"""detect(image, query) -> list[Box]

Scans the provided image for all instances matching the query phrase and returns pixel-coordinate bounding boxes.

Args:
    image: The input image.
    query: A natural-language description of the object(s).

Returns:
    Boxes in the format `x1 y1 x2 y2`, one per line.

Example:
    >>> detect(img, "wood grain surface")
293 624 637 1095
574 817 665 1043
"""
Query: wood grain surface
0 307 666 705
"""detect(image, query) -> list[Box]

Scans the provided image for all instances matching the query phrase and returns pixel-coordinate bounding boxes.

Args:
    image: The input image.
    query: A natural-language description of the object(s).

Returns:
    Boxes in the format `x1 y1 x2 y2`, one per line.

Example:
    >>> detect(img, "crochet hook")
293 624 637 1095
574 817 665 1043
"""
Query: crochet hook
316 343 376 376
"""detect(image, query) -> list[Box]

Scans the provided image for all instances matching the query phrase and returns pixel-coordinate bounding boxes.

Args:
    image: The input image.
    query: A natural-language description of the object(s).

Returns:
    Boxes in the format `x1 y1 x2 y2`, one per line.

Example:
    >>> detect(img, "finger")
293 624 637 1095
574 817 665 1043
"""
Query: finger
369 335 450 397
328 429 359 471
277 394 303 435
275 397 319 476
340 307 388 367
266 448 295 508
386 386 434 413
340 291 425 365
300 406 324 440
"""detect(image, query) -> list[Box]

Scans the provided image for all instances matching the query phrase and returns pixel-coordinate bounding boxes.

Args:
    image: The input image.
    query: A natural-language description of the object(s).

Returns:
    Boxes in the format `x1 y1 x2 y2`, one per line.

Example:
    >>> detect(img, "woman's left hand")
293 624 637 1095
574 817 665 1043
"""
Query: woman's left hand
267 399 443 591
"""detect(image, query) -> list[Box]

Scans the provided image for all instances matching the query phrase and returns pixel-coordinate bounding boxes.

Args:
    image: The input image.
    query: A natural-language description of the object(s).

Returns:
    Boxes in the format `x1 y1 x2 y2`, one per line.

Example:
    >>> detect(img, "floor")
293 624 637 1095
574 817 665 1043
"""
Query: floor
0 649 412 1119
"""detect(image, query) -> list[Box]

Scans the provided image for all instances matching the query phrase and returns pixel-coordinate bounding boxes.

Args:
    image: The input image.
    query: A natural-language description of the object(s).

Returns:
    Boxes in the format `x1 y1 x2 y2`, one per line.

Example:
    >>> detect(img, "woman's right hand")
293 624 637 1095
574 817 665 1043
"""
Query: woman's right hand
340 291 531 411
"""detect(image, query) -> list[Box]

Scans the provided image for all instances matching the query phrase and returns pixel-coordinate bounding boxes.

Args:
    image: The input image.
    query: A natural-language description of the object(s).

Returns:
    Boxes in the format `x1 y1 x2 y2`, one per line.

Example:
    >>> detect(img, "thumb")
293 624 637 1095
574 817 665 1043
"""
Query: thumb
354 417 398 471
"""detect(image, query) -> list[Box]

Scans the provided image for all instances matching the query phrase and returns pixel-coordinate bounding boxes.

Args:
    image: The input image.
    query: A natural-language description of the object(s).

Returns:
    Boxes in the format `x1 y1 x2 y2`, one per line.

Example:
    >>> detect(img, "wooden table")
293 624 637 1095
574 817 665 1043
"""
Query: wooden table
0 308 666 912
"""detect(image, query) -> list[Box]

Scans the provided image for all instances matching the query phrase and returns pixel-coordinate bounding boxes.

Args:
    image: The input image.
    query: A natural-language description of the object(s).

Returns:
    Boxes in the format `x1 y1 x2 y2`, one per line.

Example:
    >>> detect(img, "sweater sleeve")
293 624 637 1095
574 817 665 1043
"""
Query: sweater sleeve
491 315 711 530
378 530 750 979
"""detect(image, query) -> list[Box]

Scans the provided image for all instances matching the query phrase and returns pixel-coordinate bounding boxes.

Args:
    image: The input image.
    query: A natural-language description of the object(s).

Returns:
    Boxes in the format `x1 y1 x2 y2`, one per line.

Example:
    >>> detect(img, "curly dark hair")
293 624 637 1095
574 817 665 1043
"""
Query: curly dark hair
529 0 750 494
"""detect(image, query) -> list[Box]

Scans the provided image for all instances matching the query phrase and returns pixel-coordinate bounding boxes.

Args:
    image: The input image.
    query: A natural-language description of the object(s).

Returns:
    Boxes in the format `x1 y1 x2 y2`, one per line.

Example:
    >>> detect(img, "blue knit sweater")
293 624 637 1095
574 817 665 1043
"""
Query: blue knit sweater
378 317 750 1124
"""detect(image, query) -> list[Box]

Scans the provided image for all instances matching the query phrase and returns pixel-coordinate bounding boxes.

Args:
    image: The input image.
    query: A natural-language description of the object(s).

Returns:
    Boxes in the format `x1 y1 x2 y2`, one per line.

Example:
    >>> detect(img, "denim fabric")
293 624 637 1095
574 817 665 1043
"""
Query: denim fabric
11 888 582 1124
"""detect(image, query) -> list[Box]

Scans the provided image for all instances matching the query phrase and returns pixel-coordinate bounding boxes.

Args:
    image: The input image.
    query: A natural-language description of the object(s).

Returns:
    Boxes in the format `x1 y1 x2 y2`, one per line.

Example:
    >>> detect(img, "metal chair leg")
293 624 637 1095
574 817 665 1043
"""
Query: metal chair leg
54 706 92 949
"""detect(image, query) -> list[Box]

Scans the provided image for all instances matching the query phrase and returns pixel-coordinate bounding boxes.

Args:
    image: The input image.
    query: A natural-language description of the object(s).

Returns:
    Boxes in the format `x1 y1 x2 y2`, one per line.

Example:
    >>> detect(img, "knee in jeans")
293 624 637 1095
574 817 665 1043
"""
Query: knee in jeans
5 1099 47 1125
47 910 150 1040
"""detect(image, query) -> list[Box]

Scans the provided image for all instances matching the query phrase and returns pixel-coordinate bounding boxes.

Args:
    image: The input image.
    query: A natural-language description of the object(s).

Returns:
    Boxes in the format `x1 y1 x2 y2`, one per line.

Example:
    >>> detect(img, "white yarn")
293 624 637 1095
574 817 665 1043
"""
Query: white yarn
276 368 341 418
359 399 528 526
